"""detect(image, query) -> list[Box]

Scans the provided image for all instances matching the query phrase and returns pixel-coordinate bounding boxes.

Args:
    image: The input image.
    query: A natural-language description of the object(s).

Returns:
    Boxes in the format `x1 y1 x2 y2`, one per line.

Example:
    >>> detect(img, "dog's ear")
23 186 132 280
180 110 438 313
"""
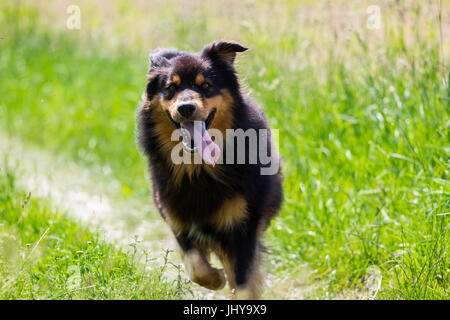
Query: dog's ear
201 40 248 65
148 48 180 71
148 49 170 71
146 48 180 101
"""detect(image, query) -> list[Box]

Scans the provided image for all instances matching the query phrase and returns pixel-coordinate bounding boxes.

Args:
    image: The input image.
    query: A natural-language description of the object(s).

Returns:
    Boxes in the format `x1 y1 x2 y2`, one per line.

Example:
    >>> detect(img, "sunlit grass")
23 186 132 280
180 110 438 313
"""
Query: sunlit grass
0 167 191 299
0 1 448 299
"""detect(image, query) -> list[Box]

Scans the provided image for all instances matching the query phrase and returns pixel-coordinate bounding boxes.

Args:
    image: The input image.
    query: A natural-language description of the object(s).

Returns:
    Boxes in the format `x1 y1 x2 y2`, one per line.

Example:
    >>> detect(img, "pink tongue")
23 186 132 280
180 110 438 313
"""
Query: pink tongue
181 121 221 166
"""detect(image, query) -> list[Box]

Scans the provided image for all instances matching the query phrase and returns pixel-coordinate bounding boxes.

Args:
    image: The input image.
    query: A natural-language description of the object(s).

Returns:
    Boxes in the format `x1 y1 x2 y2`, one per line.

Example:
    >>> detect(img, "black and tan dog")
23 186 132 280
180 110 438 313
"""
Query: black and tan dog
137 41 283 299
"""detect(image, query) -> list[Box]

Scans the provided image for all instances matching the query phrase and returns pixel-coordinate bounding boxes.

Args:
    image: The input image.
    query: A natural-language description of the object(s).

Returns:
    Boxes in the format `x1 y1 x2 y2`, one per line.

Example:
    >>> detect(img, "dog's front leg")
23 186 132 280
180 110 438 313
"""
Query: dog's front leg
175 233 226 290
231 227 263 299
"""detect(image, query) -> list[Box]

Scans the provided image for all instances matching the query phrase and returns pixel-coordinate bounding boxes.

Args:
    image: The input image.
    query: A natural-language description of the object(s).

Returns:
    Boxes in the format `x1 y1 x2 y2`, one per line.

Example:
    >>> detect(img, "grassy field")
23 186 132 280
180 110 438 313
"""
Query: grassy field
0 0 449 299
0 167 190 299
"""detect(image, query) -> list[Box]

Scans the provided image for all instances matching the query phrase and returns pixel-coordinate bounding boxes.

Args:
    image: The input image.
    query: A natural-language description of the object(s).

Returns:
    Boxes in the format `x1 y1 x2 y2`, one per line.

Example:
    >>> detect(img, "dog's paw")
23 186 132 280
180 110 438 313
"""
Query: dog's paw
193 267 226 291
232 287 257 300
184 250 226 290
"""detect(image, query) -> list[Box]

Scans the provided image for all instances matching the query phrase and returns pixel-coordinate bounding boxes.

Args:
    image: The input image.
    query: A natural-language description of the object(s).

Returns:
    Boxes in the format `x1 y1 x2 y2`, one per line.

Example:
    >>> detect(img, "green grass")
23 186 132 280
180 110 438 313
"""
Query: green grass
0 1 449 299
0 167 190 299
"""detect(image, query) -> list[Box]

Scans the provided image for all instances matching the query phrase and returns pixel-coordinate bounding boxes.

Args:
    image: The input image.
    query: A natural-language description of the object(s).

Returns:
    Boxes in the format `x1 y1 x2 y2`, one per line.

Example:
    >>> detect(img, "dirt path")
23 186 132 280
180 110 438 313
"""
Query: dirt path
0 132 313 299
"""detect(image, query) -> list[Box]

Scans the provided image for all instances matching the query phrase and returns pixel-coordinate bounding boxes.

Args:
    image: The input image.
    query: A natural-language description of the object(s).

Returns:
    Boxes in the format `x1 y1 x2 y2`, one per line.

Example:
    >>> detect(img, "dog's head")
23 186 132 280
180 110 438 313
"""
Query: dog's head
146 40 247 124
144 41 247 160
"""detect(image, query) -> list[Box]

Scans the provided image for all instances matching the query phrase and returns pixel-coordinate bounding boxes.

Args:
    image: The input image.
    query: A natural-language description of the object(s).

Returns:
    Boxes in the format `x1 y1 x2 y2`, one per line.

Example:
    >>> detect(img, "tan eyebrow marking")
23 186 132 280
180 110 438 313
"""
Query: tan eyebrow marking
171 74 181 85
195 74 205 86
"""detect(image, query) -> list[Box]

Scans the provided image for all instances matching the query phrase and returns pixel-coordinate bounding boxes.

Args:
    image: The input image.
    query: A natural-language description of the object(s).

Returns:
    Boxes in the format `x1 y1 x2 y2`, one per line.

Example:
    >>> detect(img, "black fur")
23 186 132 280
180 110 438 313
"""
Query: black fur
137 41 283 293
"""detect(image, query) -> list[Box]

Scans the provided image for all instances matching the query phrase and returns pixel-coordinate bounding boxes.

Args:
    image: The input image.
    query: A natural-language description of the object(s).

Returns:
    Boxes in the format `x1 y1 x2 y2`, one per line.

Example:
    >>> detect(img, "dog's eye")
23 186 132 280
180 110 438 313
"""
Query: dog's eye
166 84 177 98
201 82 213 92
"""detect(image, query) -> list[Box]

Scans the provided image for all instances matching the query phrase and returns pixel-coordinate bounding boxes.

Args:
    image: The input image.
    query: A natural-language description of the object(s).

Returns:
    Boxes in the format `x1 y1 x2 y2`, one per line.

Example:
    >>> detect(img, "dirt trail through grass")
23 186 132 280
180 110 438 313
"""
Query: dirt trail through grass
1 132 316 299
0 133 170 250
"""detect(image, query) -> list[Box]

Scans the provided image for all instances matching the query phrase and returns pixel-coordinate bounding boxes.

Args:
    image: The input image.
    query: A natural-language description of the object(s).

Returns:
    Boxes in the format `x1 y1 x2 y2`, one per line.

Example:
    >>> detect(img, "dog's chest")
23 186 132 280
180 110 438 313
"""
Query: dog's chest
164 195 248 241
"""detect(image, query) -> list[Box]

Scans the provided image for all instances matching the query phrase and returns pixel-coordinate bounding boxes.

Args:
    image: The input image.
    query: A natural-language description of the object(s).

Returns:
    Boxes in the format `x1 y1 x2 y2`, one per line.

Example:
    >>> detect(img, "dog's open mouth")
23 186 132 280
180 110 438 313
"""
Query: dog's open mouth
167 108 220 166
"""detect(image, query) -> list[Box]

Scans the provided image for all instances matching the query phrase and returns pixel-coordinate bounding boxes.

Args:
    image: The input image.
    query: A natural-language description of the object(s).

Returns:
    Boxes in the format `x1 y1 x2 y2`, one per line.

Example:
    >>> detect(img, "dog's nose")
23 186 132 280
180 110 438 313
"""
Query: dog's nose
177 103 197 118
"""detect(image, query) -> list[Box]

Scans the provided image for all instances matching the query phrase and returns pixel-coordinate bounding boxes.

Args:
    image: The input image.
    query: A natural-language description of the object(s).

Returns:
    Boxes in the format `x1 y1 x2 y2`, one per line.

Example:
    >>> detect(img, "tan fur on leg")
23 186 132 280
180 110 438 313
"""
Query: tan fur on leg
183 248 226 290
216 249 235 290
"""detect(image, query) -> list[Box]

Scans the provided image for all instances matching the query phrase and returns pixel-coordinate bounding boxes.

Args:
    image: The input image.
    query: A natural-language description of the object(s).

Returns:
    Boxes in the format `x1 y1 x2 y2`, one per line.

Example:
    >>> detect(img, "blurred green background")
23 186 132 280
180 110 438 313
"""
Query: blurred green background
0 0 448 299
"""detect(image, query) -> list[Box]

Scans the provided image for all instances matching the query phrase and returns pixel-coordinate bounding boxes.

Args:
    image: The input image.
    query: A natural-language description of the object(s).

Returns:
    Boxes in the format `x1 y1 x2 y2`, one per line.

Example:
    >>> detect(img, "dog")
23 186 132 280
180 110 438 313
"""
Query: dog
137 40 283 299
